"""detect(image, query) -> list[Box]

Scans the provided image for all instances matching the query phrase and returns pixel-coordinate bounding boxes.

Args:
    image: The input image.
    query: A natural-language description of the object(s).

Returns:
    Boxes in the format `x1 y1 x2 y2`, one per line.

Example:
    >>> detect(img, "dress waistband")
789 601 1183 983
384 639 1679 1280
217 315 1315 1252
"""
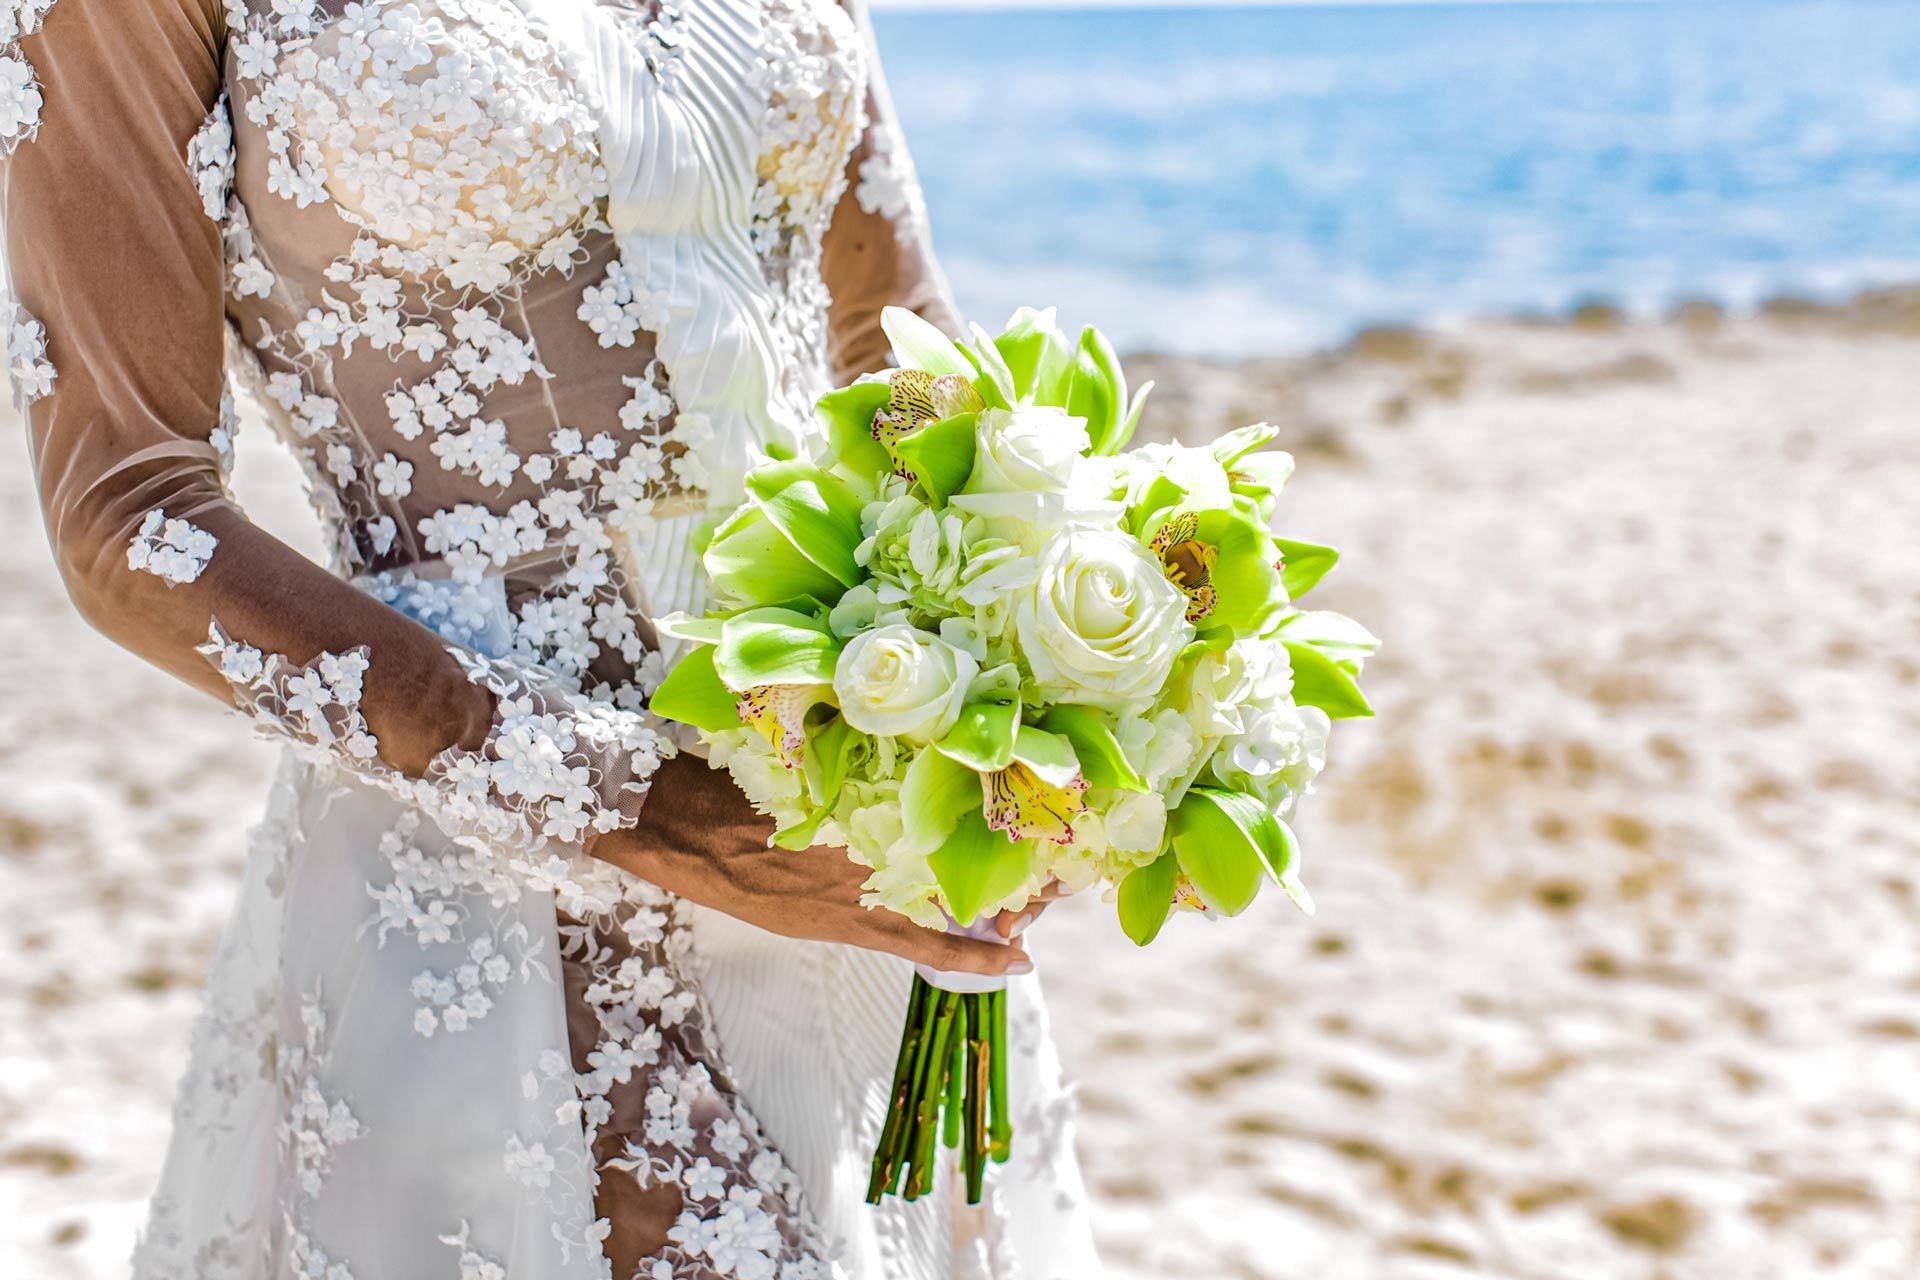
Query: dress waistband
353 505 711 666
354 570 519 661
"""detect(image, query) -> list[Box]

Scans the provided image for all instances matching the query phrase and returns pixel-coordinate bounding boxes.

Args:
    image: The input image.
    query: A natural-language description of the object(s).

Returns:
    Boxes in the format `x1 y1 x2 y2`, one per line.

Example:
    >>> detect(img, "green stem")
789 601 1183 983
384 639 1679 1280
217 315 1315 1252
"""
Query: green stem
899 981 945 1196
965 995 988 1203
867 978 932 1203
943 1013 965 1150
989 987 1012 1162
905 992 958 1200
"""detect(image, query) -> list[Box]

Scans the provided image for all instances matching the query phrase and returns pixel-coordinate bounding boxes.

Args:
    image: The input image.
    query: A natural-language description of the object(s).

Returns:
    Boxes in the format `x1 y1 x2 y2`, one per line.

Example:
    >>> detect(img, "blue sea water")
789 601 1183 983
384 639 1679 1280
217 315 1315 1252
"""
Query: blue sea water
871 0 1920 353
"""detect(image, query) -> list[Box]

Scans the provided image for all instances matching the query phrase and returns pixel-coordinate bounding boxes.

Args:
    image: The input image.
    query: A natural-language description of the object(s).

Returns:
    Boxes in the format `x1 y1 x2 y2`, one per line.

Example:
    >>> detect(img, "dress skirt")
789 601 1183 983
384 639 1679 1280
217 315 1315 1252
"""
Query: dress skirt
132 584 1100 1280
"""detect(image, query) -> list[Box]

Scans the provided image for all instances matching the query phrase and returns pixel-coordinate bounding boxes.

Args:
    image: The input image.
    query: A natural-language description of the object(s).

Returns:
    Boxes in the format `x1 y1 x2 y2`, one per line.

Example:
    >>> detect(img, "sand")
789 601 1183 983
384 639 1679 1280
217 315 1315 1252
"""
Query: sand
2 293 1916 1278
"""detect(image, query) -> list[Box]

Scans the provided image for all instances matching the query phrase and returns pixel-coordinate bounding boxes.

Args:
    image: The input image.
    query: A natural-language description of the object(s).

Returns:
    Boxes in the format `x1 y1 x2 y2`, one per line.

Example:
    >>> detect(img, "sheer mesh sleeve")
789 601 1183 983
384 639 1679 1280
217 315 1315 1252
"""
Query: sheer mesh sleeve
821 0 965 380
3 0 668 855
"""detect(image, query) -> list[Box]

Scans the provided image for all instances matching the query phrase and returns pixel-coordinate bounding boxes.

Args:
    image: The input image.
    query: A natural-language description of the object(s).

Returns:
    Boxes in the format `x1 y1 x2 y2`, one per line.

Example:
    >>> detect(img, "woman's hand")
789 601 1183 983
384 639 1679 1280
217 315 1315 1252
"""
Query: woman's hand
994 879 1067 940
589 755 1033 977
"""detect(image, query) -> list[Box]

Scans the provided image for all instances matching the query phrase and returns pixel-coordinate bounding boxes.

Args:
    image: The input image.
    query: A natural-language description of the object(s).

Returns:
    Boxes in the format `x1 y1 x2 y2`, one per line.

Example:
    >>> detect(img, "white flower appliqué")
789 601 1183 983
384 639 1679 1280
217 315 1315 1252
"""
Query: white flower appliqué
855 120 927 239
186 97 237 222
4 299 55 405
127 509 219 586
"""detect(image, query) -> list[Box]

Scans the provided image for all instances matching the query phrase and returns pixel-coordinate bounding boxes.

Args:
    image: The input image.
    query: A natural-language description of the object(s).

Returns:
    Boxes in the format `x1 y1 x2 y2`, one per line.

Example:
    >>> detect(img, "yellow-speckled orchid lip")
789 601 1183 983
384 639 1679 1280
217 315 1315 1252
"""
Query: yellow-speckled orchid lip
872 368 984 480
983 759 1089 846
1149 510 1220 625
735 683 817 770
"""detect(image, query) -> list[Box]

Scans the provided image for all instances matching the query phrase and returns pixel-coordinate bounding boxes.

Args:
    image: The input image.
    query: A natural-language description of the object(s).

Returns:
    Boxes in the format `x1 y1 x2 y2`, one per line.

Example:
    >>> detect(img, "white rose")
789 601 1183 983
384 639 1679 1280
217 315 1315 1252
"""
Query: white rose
964 406 1089 496
832 624 978 744
1015 528 1193 712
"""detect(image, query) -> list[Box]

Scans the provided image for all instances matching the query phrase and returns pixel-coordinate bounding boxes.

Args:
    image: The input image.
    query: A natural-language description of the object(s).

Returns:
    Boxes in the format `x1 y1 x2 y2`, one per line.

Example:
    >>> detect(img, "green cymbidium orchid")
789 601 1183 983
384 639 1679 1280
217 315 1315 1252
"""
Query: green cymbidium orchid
1273 609 1381 720
874 371 984 490
1210 421 1296 520
981 727 1089 846
703 460 865 610
735 684 821 771
990 307 1078 406
1142 506 1288 640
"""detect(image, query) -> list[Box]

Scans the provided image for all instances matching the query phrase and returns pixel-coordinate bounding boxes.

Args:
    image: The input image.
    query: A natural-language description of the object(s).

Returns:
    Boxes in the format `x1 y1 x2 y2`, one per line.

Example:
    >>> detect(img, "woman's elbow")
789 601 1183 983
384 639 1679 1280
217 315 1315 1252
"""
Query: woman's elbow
45 486 208 649
51 519 147 643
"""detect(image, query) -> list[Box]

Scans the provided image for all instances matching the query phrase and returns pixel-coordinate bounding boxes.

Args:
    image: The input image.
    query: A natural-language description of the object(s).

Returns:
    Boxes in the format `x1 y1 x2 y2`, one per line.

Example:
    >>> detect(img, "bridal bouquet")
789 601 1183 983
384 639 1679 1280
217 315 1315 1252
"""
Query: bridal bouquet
650 307 1375 1204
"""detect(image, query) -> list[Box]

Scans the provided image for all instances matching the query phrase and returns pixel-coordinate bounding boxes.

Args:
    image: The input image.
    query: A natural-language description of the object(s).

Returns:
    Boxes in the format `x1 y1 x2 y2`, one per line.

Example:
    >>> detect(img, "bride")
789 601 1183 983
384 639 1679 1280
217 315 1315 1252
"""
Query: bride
0 0 1097 1275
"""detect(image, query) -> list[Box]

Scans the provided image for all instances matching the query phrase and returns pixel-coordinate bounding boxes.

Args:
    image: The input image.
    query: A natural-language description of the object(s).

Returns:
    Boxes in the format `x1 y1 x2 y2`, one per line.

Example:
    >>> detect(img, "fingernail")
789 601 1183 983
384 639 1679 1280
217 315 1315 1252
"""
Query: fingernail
1008 957 1034 976
1012 911 1036 934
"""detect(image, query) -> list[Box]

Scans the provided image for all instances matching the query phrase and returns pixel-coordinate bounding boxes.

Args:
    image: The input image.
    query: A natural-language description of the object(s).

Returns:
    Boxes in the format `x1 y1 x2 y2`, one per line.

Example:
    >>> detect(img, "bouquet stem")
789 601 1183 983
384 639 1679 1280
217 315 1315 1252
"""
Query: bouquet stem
866 976 1012 1205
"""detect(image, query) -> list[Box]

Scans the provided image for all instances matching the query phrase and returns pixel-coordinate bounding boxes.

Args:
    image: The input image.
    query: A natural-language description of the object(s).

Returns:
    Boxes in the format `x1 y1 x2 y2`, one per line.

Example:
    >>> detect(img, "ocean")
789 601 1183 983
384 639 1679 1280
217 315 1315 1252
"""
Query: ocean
871 0 1920 353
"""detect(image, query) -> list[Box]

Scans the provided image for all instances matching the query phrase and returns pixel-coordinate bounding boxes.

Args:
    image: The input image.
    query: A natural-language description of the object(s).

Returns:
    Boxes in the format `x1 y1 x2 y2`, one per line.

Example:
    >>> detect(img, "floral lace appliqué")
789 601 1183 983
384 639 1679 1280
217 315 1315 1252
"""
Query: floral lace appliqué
0 0 54 152
201 621 380 760
439 1222 509 1280
280 994 369 1279
748 0 869 438
128 509 219 585
187 96 237 222
4 297 54 405
197 616 671 856
855 120 926 241
367 809 546 1037
236 0 605 292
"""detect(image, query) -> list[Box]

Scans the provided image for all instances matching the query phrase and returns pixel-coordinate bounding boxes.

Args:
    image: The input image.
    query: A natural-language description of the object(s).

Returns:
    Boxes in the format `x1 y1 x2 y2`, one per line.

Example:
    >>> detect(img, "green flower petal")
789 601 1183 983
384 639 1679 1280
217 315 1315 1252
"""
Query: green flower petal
930 808 1036 927
1169 788 1271 916
649 645 741 734
883 306 975 378
704 505 847 610
1281 639 1373 720
1117 851 1179 946
1037 705 1147 792
900 747 982 857
746 459 867 590
714 608 841 690
1271 537 1340 602
936 701 1019 773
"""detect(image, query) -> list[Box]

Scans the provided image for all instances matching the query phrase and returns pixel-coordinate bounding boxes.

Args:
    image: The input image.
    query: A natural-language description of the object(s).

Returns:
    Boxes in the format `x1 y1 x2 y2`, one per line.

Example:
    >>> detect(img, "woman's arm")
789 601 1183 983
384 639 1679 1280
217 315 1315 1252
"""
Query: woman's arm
821 0 966 380
7 0 664 868
6 0 499 778
3 0 1025 975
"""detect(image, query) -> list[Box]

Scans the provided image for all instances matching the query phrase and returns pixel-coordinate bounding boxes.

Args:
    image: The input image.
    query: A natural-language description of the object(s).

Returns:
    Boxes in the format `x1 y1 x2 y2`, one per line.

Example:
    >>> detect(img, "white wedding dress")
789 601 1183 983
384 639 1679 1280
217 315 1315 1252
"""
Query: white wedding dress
0 0 1098 1276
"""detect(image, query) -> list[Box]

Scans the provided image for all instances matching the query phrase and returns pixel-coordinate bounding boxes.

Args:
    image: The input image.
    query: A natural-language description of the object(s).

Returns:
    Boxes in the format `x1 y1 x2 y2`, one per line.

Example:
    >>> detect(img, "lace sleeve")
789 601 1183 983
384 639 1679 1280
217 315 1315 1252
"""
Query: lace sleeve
3 0 668 852
820 0 965 381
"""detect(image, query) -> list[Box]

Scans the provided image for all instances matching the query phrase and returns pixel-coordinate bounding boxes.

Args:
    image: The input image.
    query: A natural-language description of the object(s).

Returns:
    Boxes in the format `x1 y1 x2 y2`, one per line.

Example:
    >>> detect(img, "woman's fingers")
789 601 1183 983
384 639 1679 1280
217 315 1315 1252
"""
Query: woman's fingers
994 878 1069 938
937 932 1031 976
863 915 1030 976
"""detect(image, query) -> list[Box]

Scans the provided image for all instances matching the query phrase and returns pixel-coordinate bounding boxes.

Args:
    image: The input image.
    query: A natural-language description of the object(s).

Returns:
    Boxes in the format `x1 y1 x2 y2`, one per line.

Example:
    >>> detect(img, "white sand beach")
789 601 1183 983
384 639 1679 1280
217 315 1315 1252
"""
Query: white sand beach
3 294 1916 1277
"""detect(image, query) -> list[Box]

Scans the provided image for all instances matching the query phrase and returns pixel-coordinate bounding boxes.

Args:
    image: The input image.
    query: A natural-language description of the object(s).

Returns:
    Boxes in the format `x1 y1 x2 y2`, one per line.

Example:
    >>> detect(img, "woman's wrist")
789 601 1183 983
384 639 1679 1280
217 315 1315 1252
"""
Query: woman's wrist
584 822 652 867
586 754 775 878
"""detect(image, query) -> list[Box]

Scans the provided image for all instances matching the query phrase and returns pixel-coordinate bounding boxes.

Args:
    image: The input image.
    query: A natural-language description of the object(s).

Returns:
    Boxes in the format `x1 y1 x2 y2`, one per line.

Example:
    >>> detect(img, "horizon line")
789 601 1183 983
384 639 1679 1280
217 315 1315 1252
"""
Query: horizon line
870 0 1728 11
